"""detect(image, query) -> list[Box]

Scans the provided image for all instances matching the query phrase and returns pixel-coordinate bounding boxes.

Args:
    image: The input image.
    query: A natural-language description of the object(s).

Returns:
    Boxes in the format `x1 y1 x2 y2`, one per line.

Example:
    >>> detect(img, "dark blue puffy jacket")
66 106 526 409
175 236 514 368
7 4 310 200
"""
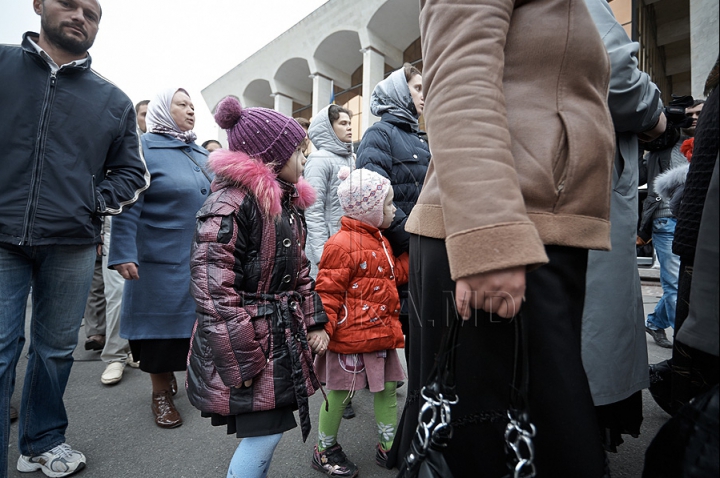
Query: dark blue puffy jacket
356 113 430 257
0 33 150 246
356 114 431 216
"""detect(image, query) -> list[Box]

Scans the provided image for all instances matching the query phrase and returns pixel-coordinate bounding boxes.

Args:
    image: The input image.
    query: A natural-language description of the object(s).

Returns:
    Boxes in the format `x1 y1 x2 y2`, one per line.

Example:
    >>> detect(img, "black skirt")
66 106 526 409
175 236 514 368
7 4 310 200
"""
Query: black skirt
129 338 190 374
202 406 297 438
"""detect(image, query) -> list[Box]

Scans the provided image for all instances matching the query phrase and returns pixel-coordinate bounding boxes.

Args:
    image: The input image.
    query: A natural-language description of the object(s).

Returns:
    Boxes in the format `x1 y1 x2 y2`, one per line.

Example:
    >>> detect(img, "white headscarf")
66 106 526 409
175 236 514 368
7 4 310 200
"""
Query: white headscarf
145 87 197 143
370 68 419 131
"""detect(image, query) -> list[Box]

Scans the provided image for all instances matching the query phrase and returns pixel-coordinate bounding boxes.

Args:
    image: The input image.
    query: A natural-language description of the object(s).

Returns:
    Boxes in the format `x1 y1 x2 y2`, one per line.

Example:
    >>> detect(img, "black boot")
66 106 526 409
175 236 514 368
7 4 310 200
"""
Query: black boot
342 401 355 420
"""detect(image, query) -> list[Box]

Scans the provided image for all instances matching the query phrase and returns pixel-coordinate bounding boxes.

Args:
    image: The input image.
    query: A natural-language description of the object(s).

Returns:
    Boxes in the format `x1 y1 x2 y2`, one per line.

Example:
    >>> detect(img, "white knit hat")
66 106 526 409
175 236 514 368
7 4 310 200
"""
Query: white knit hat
336 167 391 228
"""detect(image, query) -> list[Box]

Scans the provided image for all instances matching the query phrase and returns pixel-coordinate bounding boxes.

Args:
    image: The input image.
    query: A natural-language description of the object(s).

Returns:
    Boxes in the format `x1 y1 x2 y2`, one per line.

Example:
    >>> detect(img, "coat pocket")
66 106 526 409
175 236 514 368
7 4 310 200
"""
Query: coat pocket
138 224 193 265
551 124 569 193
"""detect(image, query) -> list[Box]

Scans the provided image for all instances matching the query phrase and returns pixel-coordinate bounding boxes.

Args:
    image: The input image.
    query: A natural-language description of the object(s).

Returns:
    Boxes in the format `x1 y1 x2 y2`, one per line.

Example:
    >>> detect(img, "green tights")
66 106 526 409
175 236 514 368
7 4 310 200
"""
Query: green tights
317 382 398 451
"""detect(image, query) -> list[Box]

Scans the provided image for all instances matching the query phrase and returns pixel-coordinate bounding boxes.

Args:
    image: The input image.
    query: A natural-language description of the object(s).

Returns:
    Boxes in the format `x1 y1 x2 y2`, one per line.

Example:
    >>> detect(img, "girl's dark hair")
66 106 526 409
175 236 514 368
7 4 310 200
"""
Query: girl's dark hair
294 117 311 129
403 62 422 82
202 139 222 149
328 105 352 124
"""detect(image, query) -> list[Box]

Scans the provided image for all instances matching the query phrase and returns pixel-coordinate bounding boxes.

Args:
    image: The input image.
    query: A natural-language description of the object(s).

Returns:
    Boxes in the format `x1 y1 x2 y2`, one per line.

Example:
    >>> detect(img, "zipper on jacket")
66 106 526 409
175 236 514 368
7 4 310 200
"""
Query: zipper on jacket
20 71 58 245
91 174 97 214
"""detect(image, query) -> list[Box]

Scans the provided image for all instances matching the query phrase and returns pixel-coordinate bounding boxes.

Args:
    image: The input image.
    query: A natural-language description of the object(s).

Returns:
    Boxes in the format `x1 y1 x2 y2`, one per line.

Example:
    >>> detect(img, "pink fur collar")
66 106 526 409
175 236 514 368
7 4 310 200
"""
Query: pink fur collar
208 149 316 218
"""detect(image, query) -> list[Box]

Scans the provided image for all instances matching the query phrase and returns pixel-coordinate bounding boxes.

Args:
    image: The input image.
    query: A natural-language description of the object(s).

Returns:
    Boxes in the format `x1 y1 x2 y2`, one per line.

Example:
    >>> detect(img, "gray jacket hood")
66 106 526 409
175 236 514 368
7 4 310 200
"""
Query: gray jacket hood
308 105 353 158
654 162 689 201
370 68 419 130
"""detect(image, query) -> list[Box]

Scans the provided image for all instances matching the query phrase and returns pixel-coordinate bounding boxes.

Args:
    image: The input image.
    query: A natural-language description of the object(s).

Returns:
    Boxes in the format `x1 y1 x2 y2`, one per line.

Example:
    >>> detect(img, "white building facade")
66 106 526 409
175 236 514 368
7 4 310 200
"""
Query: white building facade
203 0 718 144
202 0 423 145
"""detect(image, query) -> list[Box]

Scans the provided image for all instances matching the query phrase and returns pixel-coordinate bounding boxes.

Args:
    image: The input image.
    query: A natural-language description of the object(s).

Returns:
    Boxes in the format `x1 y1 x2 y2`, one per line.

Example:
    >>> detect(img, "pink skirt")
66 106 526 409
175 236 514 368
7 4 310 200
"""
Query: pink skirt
315 349 406 393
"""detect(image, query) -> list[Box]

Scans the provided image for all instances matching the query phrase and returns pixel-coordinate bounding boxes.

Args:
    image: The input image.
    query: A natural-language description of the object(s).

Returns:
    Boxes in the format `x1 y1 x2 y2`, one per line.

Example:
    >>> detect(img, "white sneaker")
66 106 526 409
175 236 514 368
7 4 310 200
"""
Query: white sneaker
101 361 125 385
126 352 140 369
17 443 86 477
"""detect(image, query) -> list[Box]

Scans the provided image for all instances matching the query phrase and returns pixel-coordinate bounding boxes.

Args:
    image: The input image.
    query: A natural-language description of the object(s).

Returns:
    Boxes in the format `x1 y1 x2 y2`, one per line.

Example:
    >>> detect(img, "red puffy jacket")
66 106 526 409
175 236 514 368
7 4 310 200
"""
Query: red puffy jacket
316 216 408 354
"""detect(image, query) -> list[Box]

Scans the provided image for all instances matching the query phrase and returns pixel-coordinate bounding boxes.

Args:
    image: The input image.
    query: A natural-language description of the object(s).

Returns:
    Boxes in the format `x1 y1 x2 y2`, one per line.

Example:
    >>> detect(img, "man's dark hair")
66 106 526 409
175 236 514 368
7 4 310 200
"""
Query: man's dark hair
403 62 422 82
692 99 706 107
135 100 150 114
328 105 352 124
202 139 222 149
46 0 104 20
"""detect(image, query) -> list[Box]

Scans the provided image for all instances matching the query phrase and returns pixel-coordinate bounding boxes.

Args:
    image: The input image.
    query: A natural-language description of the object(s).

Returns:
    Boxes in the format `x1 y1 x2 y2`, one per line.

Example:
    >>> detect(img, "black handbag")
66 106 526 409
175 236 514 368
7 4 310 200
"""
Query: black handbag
397 313 536 478
397 311 537 478
396 310 460 478
502 312 537 478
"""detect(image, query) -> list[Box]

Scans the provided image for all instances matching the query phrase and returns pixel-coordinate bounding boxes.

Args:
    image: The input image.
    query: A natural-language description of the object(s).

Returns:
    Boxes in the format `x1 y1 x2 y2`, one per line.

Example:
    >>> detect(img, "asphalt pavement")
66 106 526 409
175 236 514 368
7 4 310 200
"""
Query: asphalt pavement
7 279 671 478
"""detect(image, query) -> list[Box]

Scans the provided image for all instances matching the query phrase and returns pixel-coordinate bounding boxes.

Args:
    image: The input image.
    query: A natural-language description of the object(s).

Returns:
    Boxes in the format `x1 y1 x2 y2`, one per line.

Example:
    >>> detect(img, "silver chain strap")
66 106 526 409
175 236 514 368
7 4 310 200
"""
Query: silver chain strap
504 411 537 478
405 386 458 467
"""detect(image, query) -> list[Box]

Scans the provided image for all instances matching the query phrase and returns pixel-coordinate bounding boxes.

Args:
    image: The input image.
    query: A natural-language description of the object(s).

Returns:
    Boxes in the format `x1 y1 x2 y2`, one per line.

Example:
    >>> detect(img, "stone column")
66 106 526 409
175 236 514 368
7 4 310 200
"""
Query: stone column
690 0 719 98
361 47 385 134
311 74 334 117
273 93 294 117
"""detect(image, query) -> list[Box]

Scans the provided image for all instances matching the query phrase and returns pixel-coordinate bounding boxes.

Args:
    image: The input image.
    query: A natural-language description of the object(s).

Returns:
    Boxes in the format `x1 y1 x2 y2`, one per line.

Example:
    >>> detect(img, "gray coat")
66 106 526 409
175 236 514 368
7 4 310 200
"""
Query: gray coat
581 0 662 406
304 105 354 276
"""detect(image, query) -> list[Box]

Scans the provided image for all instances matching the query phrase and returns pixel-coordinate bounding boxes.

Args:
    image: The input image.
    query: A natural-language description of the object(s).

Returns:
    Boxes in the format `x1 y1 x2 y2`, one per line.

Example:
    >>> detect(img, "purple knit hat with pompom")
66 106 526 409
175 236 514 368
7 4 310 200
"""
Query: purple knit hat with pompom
214 96 305 171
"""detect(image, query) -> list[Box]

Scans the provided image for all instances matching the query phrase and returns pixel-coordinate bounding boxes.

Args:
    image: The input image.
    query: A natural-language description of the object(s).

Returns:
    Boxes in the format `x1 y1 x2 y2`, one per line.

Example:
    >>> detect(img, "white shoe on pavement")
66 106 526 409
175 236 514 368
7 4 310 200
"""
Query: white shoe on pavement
17 443 86 477
126 352 140 369
101 361 125 385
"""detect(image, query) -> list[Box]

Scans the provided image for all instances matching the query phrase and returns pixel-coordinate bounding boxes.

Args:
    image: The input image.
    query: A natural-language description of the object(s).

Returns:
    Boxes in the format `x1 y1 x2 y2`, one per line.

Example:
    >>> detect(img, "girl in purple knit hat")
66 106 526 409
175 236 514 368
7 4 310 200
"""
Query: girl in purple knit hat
186 96 330 478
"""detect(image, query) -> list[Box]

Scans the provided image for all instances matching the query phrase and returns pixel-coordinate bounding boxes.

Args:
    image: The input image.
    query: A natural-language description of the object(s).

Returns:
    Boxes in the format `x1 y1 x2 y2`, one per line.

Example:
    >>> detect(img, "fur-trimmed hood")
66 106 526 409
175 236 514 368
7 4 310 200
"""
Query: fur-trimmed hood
207 149 316 218
655 163 690 201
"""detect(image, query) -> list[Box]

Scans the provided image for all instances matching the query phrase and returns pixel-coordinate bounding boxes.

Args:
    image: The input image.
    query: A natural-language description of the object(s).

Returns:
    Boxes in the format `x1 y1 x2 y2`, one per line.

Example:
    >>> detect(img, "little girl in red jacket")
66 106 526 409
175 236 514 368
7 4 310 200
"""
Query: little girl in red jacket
311 167 408 477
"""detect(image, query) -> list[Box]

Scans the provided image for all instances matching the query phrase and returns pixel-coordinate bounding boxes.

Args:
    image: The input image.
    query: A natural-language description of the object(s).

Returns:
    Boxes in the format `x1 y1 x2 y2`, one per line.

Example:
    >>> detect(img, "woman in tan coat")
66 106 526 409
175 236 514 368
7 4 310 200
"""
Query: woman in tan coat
390 0 617 476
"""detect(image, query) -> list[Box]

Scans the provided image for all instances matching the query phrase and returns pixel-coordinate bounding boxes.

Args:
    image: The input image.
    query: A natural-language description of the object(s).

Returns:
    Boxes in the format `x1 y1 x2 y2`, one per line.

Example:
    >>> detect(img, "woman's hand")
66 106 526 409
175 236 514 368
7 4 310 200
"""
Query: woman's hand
113 262 139 280
307 329 330 356
455 266 526 320
234 379 253 389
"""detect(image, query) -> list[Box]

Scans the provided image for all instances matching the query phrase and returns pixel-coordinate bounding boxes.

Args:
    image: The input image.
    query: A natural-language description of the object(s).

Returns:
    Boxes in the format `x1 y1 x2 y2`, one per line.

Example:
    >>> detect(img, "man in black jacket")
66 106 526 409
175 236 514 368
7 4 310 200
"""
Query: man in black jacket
0 1 149 476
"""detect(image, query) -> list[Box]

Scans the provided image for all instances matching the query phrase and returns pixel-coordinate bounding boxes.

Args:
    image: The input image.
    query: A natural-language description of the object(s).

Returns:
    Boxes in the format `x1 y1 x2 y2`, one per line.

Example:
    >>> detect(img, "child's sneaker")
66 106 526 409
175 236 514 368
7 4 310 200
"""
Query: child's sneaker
17 443 86 477
375 443 389 468
311 444 359 477
342 401 355 420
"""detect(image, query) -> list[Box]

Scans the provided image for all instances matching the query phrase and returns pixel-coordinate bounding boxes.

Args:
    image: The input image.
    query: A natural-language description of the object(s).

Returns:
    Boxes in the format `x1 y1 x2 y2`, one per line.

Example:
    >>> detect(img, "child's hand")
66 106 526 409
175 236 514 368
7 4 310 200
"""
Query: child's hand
307 330 330 356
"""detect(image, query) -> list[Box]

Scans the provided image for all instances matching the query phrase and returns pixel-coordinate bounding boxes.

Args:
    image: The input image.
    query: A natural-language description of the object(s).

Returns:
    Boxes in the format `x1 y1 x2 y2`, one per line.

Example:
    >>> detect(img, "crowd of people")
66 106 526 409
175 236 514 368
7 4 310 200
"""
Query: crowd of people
1 0 717 478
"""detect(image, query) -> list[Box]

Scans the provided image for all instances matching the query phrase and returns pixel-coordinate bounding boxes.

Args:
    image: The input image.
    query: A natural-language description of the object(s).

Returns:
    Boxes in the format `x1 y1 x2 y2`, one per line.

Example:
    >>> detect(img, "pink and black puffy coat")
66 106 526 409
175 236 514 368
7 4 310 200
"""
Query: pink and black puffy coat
186 149 327 441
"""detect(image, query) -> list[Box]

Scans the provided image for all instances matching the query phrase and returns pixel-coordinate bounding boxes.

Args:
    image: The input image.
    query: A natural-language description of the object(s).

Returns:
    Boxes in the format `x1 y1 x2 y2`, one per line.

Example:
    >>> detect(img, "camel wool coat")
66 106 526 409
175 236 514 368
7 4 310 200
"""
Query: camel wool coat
406 0 615 279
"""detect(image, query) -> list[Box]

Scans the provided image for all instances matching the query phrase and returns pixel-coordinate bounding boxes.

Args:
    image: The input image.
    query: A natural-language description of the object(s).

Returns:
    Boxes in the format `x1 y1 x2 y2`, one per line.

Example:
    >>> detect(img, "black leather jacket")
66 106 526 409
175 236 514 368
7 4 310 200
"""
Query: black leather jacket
0 33 149 246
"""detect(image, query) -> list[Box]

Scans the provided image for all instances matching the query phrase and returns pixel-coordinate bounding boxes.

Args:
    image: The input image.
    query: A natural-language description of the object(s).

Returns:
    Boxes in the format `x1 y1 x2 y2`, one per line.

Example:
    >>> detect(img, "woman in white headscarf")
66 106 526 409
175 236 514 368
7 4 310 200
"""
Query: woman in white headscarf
108 88 211 429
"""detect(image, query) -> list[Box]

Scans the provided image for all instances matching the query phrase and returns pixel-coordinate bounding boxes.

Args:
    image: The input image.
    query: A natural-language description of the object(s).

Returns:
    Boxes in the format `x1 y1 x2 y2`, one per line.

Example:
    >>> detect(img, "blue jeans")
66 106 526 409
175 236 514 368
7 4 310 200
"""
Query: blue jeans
646 218 680 330
227 433 283 478
0 243 96 473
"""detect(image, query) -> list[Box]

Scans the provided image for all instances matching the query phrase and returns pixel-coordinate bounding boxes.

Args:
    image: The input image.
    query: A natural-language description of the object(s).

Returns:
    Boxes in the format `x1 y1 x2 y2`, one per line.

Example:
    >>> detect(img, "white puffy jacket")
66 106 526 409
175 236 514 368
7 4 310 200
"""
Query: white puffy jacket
304 105 355 277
